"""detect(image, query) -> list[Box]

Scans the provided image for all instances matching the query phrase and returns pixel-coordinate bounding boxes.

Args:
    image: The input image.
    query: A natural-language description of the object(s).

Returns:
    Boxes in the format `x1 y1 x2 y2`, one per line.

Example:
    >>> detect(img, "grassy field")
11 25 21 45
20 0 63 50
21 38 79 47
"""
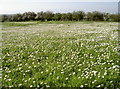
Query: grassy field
2 21 119 88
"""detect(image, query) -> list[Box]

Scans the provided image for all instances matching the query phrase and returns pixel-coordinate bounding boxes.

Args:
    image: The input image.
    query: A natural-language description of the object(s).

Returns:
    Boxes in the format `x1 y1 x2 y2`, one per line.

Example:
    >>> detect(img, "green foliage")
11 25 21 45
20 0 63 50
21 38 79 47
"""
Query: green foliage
43 11 54 21
109 14 120 22
53 13 61 21
86 11 104 21
61 14 68 21
1 11 119 22
72 11 85 21
103 13 110 21
92 11 104 21
35 11 45 21
22 12 36 21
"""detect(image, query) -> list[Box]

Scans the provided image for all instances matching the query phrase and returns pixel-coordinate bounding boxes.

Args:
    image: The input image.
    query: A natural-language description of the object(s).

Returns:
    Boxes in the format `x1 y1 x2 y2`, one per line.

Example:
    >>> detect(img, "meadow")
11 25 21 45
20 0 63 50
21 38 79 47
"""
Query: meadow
2 21 119 88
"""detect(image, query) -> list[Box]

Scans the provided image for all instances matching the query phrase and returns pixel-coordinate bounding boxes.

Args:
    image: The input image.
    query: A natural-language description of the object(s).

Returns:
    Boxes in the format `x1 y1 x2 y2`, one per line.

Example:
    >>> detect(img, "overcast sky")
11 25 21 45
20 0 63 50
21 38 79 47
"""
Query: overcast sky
1 0 119 2
0 0 119 14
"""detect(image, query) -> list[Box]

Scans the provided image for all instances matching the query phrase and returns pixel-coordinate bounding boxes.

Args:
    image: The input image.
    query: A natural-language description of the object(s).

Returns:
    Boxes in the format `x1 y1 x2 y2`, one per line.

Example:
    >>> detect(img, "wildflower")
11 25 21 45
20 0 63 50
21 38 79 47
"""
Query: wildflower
73 72 76 75
19 84 22 86
30 85 33 87
66 78 68 80
80 85 84 88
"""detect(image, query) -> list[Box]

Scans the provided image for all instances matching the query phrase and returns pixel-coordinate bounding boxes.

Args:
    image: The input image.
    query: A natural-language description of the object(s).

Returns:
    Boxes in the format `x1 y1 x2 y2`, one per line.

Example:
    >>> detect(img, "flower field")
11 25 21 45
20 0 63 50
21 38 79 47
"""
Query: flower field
2 21 119 88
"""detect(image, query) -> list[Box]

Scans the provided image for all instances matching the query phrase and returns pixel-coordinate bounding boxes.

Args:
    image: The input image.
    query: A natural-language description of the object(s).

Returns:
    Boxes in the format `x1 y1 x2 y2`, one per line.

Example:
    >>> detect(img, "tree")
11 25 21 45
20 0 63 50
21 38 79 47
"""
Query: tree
22 12 36 21
53 13 61 21
44 11 54 21
1 15 10 22
66 13 72 21
72 11 85 21
103 13 110 21
92 11 104 21
61 13 68 21
61 13 73 21
109 14 119 22
1 10 119 22
86 12 93 21
35 11 44 21
10 14 22 21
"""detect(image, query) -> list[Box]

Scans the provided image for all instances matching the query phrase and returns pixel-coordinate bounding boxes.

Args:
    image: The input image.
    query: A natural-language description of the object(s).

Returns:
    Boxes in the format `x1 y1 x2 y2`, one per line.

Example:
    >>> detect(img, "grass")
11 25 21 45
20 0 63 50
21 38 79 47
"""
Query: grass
2 22 38 27
2 21 119 88
2 21 116 28
2 21 76 28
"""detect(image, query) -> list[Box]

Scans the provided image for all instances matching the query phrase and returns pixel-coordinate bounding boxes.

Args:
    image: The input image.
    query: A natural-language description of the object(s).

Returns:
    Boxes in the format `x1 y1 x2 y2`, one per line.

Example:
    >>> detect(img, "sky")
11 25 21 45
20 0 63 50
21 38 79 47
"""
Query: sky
0 0 119 14
1 0 119 2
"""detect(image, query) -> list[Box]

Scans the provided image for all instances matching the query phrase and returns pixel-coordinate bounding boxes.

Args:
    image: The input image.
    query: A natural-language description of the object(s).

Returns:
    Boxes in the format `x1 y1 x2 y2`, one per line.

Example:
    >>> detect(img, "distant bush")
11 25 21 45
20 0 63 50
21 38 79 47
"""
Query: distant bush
1 11 119 22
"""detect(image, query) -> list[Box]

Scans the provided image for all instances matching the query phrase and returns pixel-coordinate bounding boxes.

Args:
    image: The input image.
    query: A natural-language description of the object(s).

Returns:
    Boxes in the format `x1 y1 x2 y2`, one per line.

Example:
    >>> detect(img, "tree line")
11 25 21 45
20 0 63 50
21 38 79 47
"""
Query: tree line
1 11 120 22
